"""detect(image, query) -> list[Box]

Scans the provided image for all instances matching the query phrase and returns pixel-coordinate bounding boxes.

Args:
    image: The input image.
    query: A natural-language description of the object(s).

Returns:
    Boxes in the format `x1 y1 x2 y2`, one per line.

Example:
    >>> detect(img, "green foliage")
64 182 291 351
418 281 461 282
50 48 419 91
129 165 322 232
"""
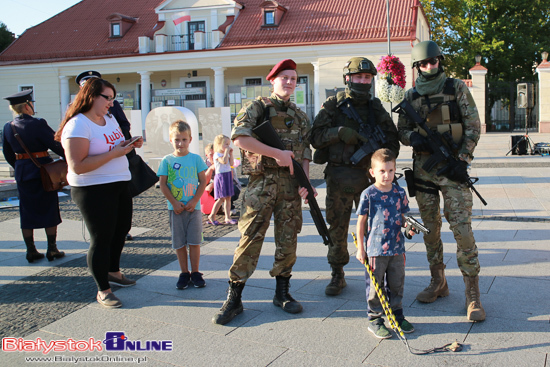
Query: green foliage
420 0 550 83
0 22 15 53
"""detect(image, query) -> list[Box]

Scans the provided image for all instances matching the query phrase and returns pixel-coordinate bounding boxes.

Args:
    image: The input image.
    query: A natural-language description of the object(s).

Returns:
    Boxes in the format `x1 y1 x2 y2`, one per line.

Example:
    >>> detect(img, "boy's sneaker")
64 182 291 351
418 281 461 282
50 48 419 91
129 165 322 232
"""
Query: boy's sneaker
398 319 415 333
191 272 206 288
368 318 392 339
176 272 191 290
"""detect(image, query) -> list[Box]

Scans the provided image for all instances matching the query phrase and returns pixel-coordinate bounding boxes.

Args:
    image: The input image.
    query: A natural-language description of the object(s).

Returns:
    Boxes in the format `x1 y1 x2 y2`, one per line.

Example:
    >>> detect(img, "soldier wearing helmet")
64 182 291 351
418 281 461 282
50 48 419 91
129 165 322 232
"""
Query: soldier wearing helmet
411 40 445 80
309 57 399 296
397 40 485 321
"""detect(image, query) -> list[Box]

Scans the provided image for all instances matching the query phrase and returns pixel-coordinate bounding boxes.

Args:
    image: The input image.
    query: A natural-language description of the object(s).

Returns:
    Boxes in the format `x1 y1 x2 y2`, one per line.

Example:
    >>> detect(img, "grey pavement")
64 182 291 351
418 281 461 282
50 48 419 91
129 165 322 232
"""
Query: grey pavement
1 133 550 366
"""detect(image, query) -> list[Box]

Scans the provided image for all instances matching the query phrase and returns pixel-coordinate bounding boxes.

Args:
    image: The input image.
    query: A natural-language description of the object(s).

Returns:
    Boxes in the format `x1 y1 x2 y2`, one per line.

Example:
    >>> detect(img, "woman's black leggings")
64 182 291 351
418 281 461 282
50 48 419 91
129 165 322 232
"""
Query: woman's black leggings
71 181 132 291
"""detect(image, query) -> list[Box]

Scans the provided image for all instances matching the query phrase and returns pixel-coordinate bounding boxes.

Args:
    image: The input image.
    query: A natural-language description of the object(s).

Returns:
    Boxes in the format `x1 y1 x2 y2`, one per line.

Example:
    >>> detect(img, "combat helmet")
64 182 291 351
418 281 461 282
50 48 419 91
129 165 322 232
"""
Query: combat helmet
342 57 377 99
411 40 445 80
343 57 377 85
411 40 444 67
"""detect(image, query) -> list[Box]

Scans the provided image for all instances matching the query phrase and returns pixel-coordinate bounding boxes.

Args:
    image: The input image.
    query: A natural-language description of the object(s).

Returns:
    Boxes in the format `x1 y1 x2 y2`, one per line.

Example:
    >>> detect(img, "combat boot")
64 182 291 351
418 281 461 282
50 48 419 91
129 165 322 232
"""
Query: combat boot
46 243 65 261
464 275 486 321
212 281 245 325
273 275 303 314
325 266 346 296
416 263 449 303
25 240 44 263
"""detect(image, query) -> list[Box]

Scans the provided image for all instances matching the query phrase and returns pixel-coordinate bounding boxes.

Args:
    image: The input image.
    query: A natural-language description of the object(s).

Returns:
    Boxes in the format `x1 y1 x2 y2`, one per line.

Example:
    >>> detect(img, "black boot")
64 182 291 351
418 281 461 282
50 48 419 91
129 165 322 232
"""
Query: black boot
46 244 65 261
325 266 346 296
273 275 303 314
24 237 44 263
212 281 245 325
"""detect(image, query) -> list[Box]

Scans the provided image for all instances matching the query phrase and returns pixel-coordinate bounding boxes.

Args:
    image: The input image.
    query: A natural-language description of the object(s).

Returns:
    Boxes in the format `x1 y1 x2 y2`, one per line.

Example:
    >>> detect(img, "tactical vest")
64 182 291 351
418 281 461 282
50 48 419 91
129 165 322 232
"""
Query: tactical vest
241 97 307 175
327 91 371 167
411 78 463 147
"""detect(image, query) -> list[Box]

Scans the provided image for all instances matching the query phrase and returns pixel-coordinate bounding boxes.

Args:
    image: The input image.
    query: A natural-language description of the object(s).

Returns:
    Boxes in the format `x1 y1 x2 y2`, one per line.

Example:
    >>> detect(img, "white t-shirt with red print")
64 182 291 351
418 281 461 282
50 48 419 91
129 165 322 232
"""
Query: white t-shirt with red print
61 113 130 187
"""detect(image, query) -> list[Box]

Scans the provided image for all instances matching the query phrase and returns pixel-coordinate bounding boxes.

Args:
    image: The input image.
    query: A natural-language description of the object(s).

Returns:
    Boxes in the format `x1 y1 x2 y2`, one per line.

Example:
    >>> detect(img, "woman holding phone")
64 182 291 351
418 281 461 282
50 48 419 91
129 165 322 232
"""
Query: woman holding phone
55 78 143 308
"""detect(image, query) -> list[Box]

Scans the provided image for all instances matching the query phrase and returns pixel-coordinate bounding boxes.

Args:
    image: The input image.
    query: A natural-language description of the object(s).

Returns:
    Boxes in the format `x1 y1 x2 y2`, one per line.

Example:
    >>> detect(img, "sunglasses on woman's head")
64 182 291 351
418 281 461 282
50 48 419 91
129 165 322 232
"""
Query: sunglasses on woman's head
419 58 439 67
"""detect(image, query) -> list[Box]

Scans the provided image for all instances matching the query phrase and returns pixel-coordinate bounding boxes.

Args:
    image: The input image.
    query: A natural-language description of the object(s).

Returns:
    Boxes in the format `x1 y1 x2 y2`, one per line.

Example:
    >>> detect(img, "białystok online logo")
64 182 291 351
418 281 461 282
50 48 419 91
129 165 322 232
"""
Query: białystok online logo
2 332 173 355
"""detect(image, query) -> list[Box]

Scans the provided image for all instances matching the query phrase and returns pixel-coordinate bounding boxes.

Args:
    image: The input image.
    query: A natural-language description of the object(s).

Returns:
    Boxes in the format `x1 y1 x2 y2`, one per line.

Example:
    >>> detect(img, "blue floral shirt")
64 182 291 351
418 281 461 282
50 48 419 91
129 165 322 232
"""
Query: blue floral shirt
356 184 410 257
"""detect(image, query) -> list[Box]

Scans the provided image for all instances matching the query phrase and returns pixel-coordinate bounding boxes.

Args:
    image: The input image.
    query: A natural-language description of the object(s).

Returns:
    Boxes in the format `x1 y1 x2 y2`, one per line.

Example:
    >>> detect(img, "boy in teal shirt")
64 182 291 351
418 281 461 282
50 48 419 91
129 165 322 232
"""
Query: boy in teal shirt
158 120 207 289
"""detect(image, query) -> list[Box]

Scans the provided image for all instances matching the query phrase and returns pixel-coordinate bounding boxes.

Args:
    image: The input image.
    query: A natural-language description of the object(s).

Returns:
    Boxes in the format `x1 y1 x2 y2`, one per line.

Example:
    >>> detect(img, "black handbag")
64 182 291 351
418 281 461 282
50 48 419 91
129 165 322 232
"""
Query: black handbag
113 110 158 197
126 148 159 197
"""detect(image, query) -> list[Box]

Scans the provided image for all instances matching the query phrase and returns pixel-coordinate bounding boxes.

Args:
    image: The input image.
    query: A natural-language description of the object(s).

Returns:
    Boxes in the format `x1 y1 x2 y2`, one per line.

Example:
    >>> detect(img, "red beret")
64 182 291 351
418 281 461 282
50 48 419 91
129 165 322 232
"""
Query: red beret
266 59 297 81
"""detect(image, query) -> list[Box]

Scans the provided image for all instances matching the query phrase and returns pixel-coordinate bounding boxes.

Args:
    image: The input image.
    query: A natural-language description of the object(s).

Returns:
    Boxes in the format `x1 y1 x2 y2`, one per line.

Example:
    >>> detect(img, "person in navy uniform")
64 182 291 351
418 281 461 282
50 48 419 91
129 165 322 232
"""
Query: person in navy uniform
76 71 135 241
2 90 66 263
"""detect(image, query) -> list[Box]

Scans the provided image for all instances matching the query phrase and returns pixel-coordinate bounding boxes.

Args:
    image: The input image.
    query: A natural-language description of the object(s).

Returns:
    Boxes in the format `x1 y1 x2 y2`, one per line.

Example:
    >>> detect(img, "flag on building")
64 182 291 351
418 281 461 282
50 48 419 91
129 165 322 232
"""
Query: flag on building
173 13 191 26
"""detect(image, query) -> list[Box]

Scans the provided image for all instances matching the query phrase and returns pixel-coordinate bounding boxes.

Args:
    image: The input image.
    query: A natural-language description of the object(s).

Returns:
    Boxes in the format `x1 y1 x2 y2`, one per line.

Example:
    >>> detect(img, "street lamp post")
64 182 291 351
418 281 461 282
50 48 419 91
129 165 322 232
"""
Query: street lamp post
386 0 391 55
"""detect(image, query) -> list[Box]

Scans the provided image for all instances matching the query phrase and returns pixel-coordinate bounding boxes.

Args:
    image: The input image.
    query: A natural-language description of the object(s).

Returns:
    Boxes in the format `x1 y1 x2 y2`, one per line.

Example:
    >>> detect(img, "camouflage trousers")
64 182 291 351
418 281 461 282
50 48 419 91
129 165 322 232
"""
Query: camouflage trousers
325 165 371 267
414 155 480 277
229 169 302 283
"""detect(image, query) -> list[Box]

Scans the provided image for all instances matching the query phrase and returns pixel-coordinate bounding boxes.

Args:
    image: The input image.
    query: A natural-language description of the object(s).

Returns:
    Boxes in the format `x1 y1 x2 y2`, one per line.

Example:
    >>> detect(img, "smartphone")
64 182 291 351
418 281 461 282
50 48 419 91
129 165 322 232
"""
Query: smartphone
126 136 141 146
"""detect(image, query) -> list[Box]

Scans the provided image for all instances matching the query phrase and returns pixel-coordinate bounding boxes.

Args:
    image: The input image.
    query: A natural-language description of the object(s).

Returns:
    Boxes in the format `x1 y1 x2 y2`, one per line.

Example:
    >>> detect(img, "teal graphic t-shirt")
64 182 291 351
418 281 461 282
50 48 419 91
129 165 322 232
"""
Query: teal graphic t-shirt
157 153 207 211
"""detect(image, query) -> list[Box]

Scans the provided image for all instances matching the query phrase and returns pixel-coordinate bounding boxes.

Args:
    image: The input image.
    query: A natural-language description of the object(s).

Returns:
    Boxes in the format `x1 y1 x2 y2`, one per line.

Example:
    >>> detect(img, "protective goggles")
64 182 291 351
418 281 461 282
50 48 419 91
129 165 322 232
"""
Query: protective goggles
418 57 439 67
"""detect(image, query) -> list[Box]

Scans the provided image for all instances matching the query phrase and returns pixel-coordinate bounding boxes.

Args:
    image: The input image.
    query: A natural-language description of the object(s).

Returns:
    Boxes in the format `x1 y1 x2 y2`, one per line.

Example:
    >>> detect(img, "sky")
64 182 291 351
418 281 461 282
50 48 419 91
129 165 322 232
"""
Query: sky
1 0 82 37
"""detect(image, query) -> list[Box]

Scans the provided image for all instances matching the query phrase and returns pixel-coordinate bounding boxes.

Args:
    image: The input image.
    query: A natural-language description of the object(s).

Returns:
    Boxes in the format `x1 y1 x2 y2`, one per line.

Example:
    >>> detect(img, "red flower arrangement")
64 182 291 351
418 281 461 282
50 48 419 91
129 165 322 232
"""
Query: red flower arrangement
375 55 406 103
376 55 406 88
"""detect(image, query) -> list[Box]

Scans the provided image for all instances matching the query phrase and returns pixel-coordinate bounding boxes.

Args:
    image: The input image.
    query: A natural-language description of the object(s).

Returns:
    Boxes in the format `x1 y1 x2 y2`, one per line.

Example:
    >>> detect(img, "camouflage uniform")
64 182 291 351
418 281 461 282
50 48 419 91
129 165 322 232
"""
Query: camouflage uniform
309 90 399 268
229 93 312 282
397 76 481 277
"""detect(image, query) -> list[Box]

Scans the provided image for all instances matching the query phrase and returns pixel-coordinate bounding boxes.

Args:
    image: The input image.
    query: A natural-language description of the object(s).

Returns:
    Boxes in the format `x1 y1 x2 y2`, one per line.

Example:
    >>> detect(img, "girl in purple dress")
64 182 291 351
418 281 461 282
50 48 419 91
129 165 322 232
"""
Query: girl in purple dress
208 135 236 225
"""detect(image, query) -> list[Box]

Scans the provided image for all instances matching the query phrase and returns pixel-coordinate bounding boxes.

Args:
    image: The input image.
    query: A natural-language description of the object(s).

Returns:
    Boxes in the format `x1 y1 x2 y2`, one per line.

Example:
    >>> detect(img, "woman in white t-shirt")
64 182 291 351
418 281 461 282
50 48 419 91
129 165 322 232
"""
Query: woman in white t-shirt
55 78 143 309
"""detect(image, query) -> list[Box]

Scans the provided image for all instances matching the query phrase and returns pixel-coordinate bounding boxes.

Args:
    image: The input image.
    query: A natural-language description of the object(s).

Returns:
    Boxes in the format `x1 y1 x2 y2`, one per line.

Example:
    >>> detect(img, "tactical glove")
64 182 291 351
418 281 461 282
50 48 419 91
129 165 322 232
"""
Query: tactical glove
445 159 469 183
409 132 431 152
338 127 365 145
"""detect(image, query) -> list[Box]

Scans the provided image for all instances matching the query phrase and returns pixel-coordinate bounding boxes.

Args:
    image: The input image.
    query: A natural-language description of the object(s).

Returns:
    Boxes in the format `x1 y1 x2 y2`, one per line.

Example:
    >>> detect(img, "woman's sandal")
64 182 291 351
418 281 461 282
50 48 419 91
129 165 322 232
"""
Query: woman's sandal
207 219 220 225
224 219 238 225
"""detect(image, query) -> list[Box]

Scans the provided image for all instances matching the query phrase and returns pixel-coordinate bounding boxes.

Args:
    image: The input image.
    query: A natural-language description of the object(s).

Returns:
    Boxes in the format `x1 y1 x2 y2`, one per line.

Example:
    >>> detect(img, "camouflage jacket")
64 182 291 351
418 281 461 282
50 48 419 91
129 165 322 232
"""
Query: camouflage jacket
309 90 399 167
231 93 312 173
397 78 481 163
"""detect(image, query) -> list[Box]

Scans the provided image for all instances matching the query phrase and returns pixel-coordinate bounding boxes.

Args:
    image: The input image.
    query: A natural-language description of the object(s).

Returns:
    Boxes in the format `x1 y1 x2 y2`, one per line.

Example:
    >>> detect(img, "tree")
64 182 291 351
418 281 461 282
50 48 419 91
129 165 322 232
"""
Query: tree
421 0 550 80
0 22 15 53
420 0 550 130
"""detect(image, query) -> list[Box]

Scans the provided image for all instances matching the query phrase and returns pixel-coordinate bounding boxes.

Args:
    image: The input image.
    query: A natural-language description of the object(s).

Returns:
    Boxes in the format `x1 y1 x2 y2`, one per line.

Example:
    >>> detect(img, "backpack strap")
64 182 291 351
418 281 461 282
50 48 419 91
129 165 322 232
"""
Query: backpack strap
443 78 455 95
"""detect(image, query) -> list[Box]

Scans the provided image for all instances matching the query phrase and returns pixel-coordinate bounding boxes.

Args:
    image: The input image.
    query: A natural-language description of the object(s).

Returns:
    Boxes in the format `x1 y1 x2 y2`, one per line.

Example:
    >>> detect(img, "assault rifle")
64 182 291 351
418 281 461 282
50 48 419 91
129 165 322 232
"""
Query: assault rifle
404 216 430 239
252 120 334 247
392 100 487 206
338 98 387 165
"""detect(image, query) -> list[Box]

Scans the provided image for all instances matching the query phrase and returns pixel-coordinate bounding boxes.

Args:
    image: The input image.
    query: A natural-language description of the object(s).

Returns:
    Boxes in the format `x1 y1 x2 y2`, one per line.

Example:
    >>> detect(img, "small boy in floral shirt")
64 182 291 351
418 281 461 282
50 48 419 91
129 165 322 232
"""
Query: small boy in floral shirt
356 148 416 339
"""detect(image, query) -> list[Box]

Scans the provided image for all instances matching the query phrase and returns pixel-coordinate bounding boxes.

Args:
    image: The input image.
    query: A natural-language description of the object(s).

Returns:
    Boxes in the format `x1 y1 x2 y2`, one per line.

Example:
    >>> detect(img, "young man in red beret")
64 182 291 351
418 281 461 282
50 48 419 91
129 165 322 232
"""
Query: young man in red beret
212 59 313 325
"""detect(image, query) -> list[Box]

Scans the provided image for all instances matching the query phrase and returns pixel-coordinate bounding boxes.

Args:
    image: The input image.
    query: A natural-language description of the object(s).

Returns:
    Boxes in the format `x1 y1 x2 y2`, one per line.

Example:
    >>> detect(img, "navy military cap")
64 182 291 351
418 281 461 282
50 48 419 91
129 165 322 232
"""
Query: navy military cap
75 70 102 87
3 89 34 106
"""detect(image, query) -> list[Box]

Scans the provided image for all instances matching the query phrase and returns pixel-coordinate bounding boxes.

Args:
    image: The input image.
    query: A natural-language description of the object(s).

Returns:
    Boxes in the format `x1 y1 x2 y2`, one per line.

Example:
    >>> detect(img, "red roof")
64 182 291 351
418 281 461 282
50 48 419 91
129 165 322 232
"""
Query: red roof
0 0 421 65
0 0 163 64
219 0 419 49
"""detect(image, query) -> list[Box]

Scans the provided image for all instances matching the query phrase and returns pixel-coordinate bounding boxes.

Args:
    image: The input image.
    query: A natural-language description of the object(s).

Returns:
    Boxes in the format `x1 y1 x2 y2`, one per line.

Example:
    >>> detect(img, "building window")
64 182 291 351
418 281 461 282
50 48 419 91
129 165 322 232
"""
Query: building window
260 1 287 28
111 23 121 37
188 21 205 50
264 11 275 25
245 78 262 86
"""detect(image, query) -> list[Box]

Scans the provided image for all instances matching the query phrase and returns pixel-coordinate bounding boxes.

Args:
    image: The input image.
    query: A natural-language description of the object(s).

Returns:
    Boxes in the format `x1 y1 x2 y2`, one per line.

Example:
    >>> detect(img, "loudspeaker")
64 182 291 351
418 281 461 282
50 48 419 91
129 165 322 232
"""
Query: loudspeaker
517 83 534 109
510 135 527 155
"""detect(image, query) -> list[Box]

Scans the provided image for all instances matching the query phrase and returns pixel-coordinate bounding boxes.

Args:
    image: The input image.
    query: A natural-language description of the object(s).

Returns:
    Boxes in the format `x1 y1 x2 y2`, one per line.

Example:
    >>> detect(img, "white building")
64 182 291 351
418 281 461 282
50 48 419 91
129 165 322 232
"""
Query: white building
0 0 430 130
